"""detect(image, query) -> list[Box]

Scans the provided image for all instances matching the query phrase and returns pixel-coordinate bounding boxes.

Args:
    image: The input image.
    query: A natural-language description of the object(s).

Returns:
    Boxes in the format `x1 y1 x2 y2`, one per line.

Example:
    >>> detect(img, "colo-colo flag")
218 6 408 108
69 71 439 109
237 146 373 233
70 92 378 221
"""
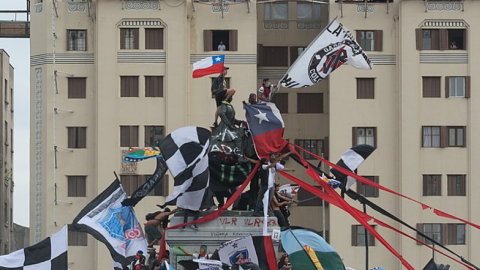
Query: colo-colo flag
280 18 372 88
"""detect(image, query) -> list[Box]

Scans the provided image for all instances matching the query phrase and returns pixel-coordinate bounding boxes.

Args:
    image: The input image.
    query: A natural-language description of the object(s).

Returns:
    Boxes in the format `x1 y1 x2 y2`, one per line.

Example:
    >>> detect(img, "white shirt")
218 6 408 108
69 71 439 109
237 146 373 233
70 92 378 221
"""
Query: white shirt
262 162 284 187
218 44 226 51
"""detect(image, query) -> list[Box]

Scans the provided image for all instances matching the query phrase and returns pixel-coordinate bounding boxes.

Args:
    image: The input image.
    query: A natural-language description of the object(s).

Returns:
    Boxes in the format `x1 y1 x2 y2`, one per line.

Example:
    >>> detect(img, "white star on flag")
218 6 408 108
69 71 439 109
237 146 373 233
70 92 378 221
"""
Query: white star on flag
254 109 269 124
215 56 222 62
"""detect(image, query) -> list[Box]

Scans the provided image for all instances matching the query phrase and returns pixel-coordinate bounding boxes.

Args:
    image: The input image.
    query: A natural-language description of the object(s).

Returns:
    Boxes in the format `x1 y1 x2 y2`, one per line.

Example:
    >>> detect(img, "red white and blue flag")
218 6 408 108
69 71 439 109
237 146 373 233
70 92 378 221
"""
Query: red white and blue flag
244 103 288 158
192 55 225 78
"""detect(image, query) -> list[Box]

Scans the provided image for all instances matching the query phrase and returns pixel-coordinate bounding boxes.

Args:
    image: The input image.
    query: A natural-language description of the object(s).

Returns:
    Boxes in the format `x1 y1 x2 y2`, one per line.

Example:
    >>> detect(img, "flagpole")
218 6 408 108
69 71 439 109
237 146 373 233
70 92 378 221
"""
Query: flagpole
321 153 326 240
363 200 369 270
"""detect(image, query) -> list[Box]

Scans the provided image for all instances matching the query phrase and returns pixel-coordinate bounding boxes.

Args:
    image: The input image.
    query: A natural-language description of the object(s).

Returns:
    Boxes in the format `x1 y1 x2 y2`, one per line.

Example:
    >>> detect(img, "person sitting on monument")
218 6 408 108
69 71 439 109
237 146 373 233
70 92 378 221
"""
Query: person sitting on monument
177 245 211 259
144 208 178 247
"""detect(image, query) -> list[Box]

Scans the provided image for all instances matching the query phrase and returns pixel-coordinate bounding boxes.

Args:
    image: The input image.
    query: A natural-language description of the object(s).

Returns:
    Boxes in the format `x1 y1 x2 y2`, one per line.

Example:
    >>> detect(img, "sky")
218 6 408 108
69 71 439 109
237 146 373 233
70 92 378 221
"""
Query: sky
0 1 30 227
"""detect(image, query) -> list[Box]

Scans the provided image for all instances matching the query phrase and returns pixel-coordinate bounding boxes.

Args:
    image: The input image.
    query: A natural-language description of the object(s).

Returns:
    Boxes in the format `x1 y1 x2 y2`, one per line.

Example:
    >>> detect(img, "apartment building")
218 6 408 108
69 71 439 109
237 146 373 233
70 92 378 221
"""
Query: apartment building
0 49 14 255
30 0 479 269
29 0 256 269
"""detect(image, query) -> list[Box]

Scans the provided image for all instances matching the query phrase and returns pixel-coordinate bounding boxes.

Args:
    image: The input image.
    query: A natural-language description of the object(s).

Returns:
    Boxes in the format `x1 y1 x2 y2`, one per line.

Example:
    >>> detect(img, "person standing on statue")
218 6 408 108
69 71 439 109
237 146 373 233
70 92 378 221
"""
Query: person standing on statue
217 93 244 162
212 67 236 127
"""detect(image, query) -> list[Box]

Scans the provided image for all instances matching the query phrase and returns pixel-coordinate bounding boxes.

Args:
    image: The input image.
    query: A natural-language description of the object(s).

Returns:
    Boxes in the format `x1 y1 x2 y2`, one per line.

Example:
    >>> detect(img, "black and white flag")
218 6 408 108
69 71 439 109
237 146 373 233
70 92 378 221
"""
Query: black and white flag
0 225 68 270
280 18 372 88
159 126 211 211
330 144 375 192
69 180 147 270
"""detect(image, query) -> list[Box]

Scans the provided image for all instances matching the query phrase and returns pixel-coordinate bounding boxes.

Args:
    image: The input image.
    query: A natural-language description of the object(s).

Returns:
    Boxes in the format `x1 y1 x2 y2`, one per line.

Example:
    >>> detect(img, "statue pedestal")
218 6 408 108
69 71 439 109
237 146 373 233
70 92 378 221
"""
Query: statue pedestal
165 210 280 269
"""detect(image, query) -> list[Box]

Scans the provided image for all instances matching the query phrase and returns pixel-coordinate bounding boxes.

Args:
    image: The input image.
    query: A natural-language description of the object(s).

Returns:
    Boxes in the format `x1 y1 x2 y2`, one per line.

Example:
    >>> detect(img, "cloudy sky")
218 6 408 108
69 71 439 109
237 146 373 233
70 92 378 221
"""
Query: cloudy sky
1 1 30 227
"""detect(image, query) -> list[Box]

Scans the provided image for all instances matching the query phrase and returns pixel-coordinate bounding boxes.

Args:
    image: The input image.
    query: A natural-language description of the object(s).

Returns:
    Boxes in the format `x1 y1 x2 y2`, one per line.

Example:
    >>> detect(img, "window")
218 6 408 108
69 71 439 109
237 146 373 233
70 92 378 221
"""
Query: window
4 79 7 104
297 93 323 113
297 185 325 206
262 46 288 67
67 30 86 51
203 30 238 52
422 77 441 98
120 76 139 97
423 175 441 196
447 175 466 196
446 76 470 98
68 78 86 99
68 231 87 246
120 126 139 147
145 126 164 147
448 29 466 50
68 176 86 197
356 78 375 99
4 203 7 225
67 127 87 148
10 88 13 111
264 2 288 20
419 223 442 245
297 2 321 20
145 76 164 97
120 28 139 50
147 175 169 197
4 121 7 144
416 29 466 50
145 28 164 49
357 176 379 198
352 127 376 148
422 126 441 148
356 30 382 52
271 93 288 113
447 224 465 245
290 46 305 65
352 225 376 246
120 175 143 196
295 140 324 160
448 126 465 147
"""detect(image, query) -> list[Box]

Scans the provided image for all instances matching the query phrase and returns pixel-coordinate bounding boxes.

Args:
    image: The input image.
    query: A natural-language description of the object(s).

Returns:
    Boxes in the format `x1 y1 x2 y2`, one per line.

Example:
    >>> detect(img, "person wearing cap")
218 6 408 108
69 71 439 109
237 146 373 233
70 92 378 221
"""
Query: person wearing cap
258 78 278 104
144 208 178 247
211 67 236 127
131 250 146 270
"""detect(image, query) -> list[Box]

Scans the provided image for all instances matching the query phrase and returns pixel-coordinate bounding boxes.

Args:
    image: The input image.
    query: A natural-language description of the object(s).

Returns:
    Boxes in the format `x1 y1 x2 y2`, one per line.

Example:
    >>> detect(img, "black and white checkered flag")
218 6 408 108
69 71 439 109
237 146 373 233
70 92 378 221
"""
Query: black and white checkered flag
159 126 211 211
330 144 375 195
0 226 67 270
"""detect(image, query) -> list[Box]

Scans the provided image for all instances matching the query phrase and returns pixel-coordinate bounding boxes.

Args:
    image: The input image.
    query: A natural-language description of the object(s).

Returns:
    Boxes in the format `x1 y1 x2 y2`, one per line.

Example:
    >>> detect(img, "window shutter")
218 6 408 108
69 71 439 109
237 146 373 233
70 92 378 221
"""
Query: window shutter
68 127 75 148
351 225 357 246
445 76 450 98
436 175 442 195
257 44 263 67
373 127 377 148
416 223 423 244
120 29 126 49
441 224 448 245
145 28 164 50
131 126 139 147
290 46 299 65
204 30 213 52
461 175 466 196
421 127 425 147
79 176 86 197
374 30 383 51
78 127 86 148
133 29 139 49
447 224 455 245
374 176 379 197
144 126 150 147
439 29 448 50
415 29 422 50
440 126 448 148
162 175 169 196
463 29 467 50
447 175 453 196
324 136 329 160
352 127 358 147
462 126 466 148
229 30 238 51
465 76 471 98
422 175 427 196
356 31 361 44
431 29 440 50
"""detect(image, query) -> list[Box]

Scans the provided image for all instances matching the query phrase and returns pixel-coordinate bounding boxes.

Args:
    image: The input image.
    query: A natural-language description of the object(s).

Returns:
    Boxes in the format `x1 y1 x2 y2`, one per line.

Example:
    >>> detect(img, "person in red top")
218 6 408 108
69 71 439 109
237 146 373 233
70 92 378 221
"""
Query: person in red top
258 78 278 104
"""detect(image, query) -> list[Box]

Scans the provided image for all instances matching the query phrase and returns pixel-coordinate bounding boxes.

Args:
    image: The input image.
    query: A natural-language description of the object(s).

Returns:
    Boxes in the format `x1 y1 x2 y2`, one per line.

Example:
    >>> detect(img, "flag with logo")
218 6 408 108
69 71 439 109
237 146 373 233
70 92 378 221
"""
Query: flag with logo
244 103 288 158
69 180 148 270
192 55 225 78
0 226 68 270
217 236 277 270
280 18 372 88
281 227 345 270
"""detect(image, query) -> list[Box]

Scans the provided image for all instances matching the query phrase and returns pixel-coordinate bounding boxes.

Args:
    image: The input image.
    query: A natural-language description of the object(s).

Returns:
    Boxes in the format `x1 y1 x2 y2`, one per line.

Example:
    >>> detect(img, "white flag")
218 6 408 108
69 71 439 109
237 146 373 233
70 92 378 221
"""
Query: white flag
280 18 372 88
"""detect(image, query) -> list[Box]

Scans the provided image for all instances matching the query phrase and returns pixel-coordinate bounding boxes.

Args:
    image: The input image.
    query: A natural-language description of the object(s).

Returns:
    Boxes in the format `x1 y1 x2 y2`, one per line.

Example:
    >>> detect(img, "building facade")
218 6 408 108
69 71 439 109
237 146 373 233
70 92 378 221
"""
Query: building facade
30 0 479 269
0 49 15 255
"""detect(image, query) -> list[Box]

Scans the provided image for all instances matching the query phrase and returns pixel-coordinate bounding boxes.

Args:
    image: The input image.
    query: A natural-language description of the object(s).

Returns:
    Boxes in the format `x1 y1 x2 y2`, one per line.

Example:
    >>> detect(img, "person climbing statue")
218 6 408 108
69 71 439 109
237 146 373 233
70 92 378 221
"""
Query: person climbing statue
212 67 236 127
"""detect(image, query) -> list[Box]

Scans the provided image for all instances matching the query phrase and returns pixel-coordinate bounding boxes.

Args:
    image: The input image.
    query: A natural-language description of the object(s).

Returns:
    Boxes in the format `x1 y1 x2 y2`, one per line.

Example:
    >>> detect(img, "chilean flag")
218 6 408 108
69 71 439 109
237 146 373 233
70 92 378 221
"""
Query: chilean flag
244 103 288 158
192 55 225 78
